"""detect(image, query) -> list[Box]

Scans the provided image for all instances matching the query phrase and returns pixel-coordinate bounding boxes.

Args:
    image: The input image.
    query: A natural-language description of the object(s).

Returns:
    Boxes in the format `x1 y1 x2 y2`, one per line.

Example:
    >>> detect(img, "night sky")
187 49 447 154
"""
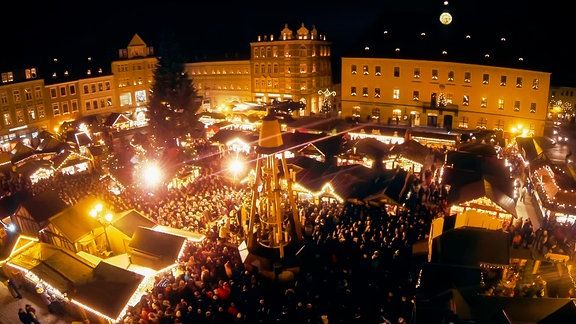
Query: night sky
2 1 574 86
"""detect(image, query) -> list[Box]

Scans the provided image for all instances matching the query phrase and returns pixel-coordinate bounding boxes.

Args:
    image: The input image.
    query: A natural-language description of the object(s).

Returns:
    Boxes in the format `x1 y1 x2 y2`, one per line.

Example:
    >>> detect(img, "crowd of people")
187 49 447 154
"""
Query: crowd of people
3 133 575 323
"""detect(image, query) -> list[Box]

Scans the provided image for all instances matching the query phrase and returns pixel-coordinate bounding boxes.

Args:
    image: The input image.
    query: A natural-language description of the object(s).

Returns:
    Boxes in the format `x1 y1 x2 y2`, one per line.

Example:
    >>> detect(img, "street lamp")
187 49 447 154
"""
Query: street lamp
318 88 336 117
90 203 113 254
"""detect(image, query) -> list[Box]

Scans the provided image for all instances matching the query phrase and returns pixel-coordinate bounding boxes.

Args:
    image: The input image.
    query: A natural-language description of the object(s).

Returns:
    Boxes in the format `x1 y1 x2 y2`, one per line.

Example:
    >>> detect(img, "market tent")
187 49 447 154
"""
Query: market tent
430 227 510 267
389 139 430 165
515 136 545 162
6 242 94 295
465 296 576 323
112 209 157 238
15 189 69 236
72 261 145 322
446 176 517 218
128 226 187 271
47 196 102 243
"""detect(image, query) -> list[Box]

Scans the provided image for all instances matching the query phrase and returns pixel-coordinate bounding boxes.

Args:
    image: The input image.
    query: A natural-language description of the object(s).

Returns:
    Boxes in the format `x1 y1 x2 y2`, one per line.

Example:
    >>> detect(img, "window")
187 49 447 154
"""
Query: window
477 117 487 129
1 72 13 83
62 102 69 114
273 64 279 73
481 97 487 108
299 63 307 74
500 76 507 86
363 65 369 75
498 99 504 110
413 91 420 101
28 108 36 121
514 101 520 112
494 120 504 131
516 77 523 88
394 67 400 77
3 112 11 126
375 66 382 76
459 116 469 129
69 84 76 95
362 87 369 97
91 84 96 93
60 86 67 97
85 101 91 110
351 87 357 96
25 68 37 79
0 92 7 105
464 72 471 83
92 100 98 109
135 90 146 104
83 85 89 94
254 64 259 74
105 82 110 91
50 88 57 98
71 100 79 112
462 95 469 106
268 64 272 73
25 88 33 101
393 89 400 100
351 65 357 74
35 86 42 99
15 110 24 124
532 79 539 89
414 68 420 79
371 108 381 120
482 74 489 84
446 93 453 104
530 102 536 113
448 71 454 82
267 47 273 58
375 88 381 98
37 106 45 119
52 103 60 116
12 90 20 102
98 82 104 91
253 48 259 58
432 69 438 80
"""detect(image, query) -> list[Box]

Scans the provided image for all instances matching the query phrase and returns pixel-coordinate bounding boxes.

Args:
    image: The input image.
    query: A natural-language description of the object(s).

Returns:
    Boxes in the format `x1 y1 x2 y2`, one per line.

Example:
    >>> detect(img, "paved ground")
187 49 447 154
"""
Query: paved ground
0 273 84 324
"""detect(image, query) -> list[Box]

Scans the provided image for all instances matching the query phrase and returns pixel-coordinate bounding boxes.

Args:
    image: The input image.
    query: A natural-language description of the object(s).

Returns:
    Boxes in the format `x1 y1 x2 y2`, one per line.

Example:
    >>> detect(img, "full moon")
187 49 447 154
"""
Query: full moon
440 12 453 25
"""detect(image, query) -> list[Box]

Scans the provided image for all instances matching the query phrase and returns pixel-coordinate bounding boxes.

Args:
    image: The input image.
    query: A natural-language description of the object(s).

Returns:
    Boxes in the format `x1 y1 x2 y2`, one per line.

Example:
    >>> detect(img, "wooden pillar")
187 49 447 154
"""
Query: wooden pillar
532 260 541 274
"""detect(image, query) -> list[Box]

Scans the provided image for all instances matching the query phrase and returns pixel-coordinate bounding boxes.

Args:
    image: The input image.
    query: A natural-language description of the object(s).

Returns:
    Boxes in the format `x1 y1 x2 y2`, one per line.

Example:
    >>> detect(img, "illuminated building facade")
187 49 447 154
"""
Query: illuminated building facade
0 69 50 150
185 60 252 111
340 58 550 137
250 23 332 116
111 34 157 113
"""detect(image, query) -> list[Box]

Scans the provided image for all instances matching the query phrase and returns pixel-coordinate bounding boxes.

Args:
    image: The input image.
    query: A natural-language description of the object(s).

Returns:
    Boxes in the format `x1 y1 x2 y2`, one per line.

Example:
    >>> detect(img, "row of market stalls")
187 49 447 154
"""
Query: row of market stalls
0 190 205 323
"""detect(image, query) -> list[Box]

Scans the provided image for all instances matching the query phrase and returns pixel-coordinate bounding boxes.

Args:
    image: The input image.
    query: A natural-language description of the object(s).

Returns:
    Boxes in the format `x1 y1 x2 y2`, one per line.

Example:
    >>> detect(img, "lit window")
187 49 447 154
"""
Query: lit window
432 69 438 80
363 65 369 75
498 99 504 110
481 97 487 108
393 89 400 99
375 66 382 76
530 102 536 113
351 65 357 75
413 91 420 101
362 87 369 97
516 77 523 88
514 101 520 112
464 72 471 83
375 88 381 98
459 116 469 129
462 95 469 106
500 76 507 86
482 74 489 84
351 87 357 96
532 79 539 89
448 71 454 82
414 68 420 79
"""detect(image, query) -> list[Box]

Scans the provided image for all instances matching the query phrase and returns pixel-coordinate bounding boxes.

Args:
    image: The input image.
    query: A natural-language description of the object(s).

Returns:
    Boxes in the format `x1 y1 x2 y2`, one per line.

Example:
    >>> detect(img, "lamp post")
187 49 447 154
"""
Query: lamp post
318 88 336 117
90 203 113 253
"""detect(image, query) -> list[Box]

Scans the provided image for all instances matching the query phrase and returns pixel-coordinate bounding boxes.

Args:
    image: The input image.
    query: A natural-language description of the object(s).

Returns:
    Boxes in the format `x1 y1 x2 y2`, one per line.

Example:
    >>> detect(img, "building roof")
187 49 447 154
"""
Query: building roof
431 227 511 266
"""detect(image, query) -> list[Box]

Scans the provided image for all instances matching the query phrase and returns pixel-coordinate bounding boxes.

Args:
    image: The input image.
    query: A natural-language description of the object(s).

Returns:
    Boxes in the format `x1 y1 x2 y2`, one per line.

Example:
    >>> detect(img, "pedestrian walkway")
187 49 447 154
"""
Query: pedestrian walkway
515 192 542 230
0 273 83 324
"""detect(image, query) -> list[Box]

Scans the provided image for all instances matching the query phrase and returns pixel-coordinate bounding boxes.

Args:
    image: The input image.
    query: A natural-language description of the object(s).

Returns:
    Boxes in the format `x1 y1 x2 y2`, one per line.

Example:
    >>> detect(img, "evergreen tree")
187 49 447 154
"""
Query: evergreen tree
148 32 200 147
